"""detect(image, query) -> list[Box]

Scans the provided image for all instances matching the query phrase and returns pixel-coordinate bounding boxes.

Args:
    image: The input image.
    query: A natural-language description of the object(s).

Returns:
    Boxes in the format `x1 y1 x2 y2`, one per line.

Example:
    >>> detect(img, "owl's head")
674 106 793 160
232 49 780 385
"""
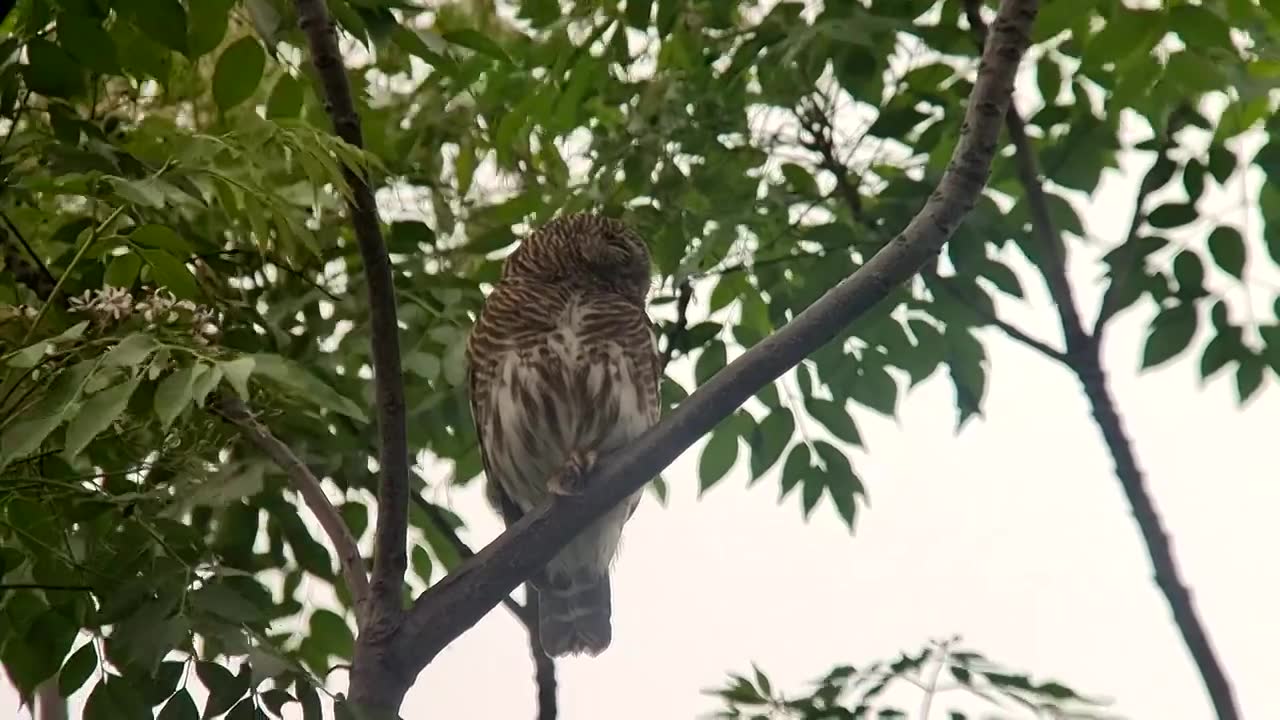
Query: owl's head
501 213 652 303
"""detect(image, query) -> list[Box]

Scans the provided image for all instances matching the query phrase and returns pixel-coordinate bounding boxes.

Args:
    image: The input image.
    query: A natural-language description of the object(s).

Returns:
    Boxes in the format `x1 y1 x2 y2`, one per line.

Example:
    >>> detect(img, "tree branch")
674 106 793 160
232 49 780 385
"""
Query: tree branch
215 396 372 626
387 0 1038 703
292 0 410 631
965 4 1240 718
410 494 557 719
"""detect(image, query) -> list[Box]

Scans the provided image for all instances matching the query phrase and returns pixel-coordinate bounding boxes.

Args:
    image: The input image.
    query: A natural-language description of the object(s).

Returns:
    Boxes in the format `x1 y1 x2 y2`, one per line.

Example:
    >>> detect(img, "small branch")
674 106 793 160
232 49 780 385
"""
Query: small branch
292 0 411 630
929 275 1066 362
1001 109 1090 350
525 592 558 720
395 0 1037 685
1 211 57 295
215 396 372 627
410 494 557 718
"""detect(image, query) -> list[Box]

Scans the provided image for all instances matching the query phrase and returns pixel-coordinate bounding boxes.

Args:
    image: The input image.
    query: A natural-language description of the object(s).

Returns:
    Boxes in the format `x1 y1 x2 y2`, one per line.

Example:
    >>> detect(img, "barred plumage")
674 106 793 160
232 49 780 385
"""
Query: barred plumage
466 213 660 657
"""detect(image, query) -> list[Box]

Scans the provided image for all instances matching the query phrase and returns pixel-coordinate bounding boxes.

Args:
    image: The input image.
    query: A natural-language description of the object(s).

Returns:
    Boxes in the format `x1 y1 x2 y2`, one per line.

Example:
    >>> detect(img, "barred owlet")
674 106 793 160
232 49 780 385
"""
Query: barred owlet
466 213 660 657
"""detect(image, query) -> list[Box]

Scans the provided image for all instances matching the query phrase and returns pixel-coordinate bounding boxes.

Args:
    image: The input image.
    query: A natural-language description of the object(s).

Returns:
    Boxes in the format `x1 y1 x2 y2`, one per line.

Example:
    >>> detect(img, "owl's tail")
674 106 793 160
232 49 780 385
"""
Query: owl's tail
537 574 612 658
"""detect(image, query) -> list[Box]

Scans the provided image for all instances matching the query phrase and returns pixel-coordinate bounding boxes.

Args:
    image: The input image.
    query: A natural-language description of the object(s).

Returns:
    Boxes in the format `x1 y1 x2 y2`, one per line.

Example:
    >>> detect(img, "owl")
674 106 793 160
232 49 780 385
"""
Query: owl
465 213 660 657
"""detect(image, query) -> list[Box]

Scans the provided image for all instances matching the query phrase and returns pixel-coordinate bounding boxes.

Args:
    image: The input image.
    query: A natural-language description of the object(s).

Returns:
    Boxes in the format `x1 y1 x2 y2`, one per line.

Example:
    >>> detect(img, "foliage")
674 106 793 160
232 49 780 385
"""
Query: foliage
707 639 1113 720
0 0 1276 717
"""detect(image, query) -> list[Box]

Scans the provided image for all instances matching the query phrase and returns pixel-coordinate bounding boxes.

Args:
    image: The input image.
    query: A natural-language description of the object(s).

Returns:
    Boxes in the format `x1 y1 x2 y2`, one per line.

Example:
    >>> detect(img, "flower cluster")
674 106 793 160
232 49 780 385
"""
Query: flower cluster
69 286 222 345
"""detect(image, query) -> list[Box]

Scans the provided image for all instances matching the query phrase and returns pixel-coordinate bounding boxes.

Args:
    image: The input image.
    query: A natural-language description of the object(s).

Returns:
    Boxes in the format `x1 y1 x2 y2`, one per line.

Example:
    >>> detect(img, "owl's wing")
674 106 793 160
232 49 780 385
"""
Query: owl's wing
466 289 526 529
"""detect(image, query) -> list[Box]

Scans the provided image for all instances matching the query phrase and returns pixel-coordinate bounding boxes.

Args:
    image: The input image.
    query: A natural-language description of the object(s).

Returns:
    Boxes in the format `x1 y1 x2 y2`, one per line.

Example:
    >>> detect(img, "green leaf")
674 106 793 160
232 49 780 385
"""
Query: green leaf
1236 356 1265 402
196 661 247 718
1141 304 1198 369
227 697 256 720
84 677 149 720
102 333 158 367
189 0 232 57
310 609 355 661
154 366 197 431
58 643 97 697
780 444 810 499
63 377 140 460
192 363 223 407
123 0 189 54
805 398 861 446
817 442 863 528
801 465 823 518
389 221 436 253
157 689 199 720
695 341 727 385
748 408 794 480
698 427 738 495
251 354 368 422
139 249 199 300
1207 226 1246 279
220 357 256 400
104 252 142 288
412 546 433 584
851 363 898 416
24 39 85 98
1146 202 1197 229
443 29 511 64
190 583 264 624
213 37 266 112
297 682 322 720
131 224 194 254
57 13 120 75
266 73 304 119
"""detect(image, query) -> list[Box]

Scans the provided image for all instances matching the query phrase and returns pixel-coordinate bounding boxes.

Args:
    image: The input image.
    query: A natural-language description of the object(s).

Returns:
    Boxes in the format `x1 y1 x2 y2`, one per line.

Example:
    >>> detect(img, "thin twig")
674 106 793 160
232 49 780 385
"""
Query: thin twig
292 0 411 632
215 395 372 627
1 211 57 293
394 0 1038 693
21 206 126 344
409 493 557 718
929 275 1066 362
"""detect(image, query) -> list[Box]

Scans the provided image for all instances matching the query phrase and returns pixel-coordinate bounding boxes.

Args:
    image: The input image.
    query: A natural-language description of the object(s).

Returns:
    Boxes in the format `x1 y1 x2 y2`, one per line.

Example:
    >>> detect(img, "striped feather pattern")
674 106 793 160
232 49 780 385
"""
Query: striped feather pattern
466 213 660 657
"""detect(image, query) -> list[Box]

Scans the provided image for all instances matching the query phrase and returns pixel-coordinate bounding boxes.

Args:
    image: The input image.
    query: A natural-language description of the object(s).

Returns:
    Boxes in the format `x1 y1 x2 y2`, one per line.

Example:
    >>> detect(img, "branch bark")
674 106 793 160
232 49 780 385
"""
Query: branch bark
374 0 1039 710
216 396 371 625
292 0 410 636
963 4 1240 718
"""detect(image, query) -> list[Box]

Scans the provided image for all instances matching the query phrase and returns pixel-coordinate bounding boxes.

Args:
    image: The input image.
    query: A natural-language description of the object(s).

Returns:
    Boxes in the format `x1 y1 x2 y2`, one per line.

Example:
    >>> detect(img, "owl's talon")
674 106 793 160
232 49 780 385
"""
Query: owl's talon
548 449 597 496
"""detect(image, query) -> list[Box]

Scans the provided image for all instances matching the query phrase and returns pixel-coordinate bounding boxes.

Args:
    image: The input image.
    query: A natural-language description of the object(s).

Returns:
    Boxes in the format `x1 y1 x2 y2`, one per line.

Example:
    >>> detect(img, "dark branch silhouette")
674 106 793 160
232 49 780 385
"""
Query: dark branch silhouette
961 3 1240 718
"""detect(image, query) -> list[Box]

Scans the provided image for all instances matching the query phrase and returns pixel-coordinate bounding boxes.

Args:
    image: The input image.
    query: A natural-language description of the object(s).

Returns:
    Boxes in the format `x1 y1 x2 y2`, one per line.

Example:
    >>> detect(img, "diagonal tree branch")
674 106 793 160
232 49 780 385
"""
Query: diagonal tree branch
963 4 1240 719
216 396 372 625
377 2 1038 707
292 0 411 633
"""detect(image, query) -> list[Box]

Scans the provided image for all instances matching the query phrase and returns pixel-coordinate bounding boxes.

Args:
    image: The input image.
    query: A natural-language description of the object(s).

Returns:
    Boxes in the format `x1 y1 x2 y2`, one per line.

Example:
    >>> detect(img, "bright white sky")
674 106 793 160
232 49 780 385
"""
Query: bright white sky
8 5 1280 718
